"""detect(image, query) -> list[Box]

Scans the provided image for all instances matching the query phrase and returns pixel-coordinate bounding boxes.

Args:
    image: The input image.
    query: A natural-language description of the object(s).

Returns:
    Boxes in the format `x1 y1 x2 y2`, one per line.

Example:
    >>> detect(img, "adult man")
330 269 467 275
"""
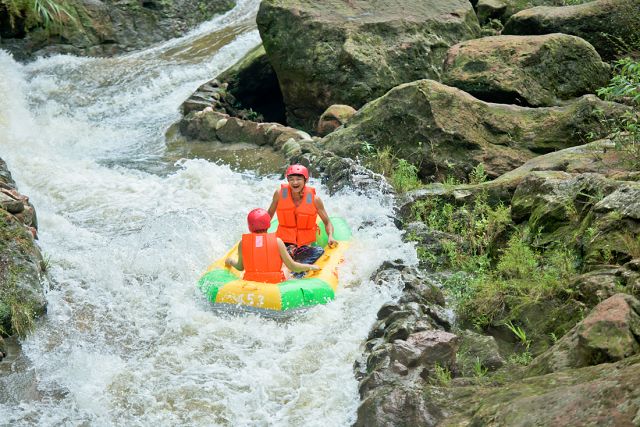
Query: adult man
267 165 336 273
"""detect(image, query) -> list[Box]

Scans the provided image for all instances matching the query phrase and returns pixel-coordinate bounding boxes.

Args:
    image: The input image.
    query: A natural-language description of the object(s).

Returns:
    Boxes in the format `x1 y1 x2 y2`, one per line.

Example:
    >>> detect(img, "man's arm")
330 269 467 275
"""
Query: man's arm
315 196 336 247
267 190 279 218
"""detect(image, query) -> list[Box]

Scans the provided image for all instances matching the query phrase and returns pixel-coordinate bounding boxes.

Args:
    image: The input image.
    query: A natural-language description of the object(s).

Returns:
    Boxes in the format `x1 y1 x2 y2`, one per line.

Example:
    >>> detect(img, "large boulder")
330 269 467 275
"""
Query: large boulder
442 34 610 106
256 0 481 130
0 0 236 61
476 0 565 24
316 104 357 137
527 294 640 376
503 0 640 60
320 79 627 182
511 170 640 265
439 355 640 425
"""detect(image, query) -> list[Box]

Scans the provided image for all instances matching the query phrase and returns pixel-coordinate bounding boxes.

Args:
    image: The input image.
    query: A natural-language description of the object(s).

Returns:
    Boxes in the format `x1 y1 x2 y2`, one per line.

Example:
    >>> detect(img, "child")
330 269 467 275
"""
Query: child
225 208 320 282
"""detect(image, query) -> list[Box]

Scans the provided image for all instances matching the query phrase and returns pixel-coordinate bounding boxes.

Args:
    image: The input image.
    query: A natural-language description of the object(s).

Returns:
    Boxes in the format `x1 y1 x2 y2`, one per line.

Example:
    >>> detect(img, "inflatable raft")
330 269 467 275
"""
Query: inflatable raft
198 217 351 316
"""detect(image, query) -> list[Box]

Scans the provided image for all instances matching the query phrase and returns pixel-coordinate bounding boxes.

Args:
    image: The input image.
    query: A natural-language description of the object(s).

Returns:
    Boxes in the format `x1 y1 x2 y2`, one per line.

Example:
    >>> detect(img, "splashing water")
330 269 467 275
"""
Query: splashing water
0 1 416 425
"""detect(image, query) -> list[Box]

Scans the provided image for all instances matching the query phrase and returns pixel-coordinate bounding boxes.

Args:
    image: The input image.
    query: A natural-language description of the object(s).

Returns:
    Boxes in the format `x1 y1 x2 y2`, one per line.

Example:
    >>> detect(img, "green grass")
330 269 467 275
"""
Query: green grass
431 362 452 386
0 213 39 337
361 145 421 192
0 0 79 34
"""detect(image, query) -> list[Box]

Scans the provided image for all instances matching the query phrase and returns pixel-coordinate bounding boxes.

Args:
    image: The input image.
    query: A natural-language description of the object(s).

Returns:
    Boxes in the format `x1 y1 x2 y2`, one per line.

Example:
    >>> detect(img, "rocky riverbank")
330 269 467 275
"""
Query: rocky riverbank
0 158 46 361
0 0 236 61
176 0 640 424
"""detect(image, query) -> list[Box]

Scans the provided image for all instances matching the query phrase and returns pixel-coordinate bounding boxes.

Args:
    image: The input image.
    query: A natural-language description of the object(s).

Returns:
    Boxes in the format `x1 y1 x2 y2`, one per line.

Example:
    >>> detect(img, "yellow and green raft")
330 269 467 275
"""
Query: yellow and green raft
198 217 351 315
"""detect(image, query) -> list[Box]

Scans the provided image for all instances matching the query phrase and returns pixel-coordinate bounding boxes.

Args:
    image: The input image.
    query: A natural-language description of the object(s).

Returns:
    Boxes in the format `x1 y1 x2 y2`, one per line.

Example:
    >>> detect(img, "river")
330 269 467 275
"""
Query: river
0 1 415 425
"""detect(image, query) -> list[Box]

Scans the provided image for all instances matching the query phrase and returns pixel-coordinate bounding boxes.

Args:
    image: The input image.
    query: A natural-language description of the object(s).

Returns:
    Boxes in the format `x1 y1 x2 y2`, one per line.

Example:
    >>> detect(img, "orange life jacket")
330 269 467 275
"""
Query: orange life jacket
241 232 285 283
276 184 318 246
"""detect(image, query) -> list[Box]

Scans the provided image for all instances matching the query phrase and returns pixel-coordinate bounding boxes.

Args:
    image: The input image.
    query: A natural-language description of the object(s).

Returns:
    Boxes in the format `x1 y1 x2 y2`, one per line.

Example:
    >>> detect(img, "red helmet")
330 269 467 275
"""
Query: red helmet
247 208 271 232
285 164 309 180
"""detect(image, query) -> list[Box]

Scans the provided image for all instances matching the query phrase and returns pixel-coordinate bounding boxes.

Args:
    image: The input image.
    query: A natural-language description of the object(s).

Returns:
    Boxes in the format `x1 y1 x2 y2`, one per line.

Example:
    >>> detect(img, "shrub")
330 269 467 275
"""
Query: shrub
0 0 79 33
596 58 640 167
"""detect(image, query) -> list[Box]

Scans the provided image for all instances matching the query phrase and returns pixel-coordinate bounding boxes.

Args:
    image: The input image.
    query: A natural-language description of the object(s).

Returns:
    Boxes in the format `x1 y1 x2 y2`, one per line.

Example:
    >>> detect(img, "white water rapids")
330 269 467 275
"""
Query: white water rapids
0 1 416 425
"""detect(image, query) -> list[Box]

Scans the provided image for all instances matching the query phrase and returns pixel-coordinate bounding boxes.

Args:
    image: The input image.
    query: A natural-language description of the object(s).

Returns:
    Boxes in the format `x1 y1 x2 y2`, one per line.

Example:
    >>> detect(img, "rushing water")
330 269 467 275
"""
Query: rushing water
0 1 415 425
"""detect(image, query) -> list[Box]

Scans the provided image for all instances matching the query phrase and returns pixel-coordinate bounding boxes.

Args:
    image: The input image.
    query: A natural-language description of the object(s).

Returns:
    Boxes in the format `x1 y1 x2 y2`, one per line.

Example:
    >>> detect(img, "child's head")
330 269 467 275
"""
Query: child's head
247 208 271 233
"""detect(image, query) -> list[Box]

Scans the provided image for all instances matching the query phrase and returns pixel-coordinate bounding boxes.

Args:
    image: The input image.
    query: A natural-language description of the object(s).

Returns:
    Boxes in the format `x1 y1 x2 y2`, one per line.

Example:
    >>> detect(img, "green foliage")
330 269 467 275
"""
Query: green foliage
468 163 488 185
449 232 578 330
596 58 640 167
0 0 79 33
412 191 511 269
598 58 640 106
391 159 421 193
431 362 452 386
473 357 488 378
0 266 36 338
361 145 421 192
508 351 533 366
505 320 531 350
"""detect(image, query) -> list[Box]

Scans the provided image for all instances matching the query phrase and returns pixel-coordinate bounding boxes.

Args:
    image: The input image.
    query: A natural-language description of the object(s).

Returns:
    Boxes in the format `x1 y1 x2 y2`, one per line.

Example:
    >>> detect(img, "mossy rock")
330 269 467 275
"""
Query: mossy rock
0 210 46 337
443 34 610 106
0 0 237 60
321 79 627 182
257 0 481 130
504 0 640 60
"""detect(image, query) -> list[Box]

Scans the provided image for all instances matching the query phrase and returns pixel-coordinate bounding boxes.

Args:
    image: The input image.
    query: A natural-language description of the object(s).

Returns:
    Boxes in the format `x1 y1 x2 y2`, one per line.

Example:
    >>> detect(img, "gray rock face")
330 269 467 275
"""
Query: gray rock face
355 263 455 426
443 34 610 106
257 0 481 130
527 293 640 376
503 0 640 60
0 158 46 338
0 0 236 61
477 0 565 23
320 79 628 182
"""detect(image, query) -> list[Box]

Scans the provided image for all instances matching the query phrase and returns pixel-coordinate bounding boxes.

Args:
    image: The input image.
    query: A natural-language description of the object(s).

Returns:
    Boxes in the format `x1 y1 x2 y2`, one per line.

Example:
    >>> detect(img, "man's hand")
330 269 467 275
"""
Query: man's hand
327 237 338 248
309 265 320 271
224 258 234 268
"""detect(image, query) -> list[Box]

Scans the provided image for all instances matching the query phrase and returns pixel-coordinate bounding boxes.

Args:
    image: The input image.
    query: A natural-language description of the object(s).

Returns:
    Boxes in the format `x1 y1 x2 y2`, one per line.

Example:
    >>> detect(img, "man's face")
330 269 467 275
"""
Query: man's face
287 174 305 191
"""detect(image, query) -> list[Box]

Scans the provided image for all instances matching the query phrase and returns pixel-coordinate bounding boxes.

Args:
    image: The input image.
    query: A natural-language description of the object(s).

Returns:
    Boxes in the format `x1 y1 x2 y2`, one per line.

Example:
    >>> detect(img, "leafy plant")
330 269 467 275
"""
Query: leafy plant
431 362 452 386
391 159 421 193
598 58 640 106
0 0 79 33
473 357 488 378
505 320 531 350
468 163 488 185
508 351 533 366
596 58 640 167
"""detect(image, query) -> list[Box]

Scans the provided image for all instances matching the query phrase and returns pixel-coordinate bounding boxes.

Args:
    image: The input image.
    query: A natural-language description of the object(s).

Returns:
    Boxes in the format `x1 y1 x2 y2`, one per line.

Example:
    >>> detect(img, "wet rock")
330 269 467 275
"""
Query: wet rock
316 104 357 137
572 267 625 307
1 0 237 61
443 34 610 107
456 329 505 374
503 0 640 61
439 355 640 425
257 0 480 130
527 293 640 376
321 79 627 182
356 385 443 427
0 192 24 214
391 330 459 370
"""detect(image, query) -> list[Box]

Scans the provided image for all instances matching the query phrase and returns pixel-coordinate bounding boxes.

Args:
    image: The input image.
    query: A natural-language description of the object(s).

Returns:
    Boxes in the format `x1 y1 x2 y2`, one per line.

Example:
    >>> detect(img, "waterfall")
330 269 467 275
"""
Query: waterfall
0 1 416 424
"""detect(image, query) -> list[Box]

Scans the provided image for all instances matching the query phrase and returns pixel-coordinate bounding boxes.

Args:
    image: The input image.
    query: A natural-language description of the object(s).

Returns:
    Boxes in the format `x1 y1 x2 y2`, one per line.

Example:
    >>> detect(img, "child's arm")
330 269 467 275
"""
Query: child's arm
225 245 244 271
277 239 320 273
